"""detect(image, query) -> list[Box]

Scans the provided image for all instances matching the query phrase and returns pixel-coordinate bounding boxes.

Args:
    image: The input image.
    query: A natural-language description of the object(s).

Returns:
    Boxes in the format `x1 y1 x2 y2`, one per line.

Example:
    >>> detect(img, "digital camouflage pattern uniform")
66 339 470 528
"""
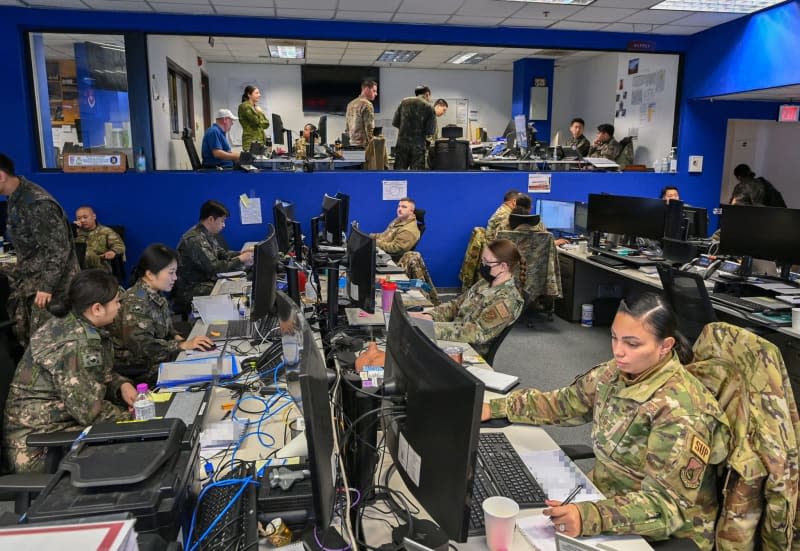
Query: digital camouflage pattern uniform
370 217 420 262
238 101 270 147
489 354 730 550
111 279 181 385
398 251 439 306
345 96 375 147
74 224 125 272
459 227 486 291
3 176 80 345
429 277 523 357
3 312 131 473
392 96 436 170
688 322 800 550
566 134 591 157
485 203 512 242
588 137 622 162
174 223 243 309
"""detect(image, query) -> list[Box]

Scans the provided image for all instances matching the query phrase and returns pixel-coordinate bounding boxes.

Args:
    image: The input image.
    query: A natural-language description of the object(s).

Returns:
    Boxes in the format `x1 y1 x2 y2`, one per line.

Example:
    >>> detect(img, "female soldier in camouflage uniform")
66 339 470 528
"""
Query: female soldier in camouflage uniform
483 293 730 550
410 239 524 357
3 270 138 473
111 244 214 385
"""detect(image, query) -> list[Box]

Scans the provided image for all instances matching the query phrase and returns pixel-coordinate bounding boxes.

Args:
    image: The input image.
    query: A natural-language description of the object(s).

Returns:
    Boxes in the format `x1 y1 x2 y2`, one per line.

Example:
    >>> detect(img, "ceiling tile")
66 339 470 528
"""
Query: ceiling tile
397 0 464 16
275 0 337 8
548 20 610 30
392 13 451 23
512 3 583 18
0 0 25 5
29 0 89 7
82 0 152 11
151 2 215 14
602 22 635 32
668 12 744 26
338 0 401 11
456 0 524 17
447 15 505 26
651 24 703 34
336 10 395 21
275 7 335 19
566 6 638 22
500 17 552 28
589 0 661 7
619 9 690 23
215 5 276 16
212 0 274 5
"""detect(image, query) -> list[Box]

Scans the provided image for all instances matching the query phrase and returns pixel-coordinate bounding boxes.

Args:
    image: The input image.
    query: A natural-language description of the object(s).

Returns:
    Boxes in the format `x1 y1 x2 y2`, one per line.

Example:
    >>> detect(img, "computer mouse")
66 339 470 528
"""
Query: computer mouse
406 305 424 312
205 343 218 351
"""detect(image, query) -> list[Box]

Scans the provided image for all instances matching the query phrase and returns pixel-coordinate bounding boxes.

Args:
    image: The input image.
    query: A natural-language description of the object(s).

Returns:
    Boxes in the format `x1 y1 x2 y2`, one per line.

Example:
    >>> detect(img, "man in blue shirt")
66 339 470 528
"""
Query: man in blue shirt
201 108 241 168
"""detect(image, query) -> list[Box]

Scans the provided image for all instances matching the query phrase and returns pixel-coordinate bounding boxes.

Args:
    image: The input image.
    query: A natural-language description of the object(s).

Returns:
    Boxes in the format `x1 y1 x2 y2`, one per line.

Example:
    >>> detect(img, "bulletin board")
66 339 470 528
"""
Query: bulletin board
439 98 469 135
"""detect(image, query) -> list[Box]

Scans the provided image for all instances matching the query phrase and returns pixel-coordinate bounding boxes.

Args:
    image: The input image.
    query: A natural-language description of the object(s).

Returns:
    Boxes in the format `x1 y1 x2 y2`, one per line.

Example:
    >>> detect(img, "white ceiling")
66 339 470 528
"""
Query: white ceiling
6 0 756 36
709 84 800 102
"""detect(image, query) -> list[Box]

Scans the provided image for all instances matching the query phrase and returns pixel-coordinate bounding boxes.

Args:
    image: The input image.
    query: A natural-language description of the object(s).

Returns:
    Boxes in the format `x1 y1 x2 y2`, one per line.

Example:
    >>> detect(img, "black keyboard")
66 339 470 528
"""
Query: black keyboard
192 463 257 550
468 433 548 536
709 293 763 313
587 254 628 269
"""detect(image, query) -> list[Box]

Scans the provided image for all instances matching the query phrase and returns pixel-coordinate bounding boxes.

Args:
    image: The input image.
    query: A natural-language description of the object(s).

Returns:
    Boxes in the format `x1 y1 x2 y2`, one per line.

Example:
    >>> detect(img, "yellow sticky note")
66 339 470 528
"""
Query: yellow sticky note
239 193 250 208
150 392 173 403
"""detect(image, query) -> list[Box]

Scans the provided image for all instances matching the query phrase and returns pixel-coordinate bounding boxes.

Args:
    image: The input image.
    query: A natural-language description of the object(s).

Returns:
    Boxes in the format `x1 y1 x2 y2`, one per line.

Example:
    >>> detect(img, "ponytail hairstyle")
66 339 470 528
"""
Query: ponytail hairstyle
486 239 526 290
242 85 257 103
57 269 119 317
132 243 179 283
617 292 693 364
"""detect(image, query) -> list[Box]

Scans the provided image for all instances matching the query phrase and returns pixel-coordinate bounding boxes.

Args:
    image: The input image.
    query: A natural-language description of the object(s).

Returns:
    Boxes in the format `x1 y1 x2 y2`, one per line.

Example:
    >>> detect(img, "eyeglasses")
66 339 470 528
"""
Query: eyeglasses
480 259 501 266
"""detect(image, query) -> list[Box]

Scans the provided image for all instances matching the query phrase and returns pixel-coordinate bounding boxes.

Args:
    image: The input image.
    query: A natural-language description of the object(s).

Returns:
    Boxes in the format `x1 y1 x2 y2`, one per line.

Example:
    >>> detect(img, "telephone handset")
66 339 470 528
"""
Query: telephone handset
681 255 723 279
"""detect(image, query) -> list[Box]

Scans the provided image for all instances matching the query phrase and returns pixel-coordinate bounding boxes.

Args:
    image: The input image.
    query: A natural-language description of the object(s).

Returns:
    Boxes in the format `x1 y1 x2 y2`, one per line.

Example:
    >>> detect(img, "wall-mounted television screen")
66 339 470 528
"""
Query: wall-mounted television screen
85 42 128 92
301 64 380 114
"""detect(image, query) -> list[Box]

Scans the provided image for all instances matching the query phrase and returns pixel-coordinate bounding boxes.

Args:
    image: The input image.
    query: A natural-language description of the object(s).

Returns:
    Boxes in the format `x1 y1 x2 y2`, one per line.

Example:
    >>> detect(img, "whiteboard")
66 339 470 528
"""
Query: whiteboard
439 98 469 136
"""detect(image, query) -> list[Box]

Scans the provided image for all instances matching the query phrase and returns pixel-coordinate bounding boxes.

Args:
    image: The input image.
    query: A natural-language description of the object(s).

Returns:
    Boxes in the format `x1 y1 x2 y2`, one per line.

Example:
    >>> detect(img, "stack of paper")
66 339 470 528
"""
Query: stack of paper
0 518 138 550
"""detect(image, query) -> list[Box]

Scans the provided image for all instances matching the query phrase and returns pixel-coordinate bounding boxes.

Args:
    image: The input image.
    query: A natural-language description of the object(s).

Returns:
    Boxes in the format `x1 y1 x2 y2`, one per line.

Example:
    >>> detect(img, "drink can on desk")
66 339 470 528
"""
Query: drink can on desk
444 346 463 365
581 304 593 327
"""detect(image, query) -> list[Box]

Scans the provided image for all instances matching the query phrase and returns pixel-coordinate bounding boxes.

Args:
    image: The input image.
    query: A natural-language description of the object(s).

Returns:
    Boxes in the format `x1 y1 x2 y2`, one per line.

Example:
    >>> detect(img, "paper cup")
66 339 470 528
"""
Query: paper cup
792 308 800 332
483 496 519 551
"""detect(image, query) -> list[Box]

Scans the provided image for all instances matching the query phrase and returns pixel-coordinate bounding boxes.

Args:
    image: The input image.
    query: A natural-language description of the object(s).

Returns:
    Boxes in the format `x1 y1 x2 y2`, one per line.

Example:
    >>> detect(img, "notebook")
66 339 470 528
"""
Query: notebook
466 366 519 393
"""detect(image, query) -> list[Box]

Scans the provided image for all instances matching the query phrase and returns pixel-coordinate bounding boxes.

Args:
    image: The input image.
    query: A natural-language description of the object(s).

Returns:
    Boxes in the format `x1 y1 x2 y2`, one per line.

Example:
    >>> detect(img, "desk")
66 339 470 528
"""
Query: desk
252 157 363 171
473 158 588 172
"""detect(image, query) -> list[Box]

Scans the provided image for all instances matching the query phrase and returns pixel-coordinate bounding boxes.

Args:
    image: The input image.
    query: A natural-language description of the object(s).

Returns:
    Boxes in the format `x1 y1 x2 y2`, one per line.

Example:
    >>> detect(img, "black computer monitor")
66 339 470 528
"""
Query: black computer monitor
273 199 296 255
383 293 483 542
320 194 344 246
502 119 516 149
335 192 350 238
317 115 328 145
536 199 575 233
587 193 679 240
272 113 285 145
574 201 588 235
250 225 279 319
346 222 376 313
682 205 708 239
718 205 800 277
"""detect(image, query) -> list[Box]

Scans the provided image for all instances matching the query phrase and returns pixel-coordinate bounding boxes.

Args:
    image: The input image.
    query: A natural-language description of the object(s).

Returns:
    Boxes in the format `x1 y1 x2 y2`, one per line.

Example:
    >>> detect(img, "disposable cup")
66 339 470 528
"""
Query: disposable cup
483 496 519 551
792 308 800 332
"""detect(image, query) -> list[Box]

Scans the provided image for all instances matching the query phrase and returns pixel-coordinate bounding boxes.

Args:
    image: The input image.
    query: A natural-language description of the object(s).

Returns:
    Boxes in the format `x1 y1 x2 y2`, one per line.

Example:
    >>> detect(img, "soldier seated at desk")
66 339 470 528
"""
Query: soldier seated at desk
74 205 125 273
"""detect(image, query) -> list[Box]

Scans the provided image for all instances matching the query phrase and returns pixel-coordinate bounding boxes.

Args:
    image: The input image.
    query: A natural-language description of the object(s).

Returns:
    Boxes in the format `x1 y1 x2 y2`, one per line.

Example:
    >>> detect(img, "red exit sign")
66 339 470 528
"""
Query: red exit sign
778 104 800 122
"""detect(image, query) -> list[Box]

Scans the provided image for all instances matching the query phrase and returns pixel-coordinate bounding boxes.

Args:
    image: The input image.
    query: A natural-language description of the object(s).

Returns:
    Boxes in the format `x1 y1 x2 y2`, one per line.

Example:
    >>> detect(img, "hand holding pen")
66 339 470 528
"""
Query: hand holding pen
543 484 583 537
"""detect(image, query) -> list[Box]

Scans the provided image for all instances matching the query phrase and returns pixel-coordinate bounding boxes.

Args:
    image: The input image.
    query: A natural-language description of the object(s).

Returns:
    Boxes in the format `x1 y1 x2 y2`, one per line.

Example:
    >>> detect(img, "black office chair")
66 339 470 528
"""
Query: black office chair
74 242 87 270
509 213 540 230
181 127 202 171
108 224 127 286
412 208 426 251
483 322 516 367
656 264 717 344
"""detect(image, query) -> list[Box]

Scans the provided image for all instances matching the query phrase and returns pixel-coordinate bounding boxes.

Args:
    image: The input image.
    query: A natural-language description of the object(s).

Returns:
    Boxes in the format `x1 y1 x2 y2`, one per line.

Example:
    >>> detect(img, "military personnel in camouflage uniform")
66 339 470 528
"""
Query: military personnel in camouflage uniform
459 227 486 291
0 153 80 346
413 240 524 357
174 200 254 311
392 86 436 170
485 189 521 241
238 86 270 148
345 80 378 147
485 294 730 550
588 123 622 162
370 198 420 262
565 117 591 157
2 270 136 473
398 251 439 306
74 206 125 272
113 244 214 384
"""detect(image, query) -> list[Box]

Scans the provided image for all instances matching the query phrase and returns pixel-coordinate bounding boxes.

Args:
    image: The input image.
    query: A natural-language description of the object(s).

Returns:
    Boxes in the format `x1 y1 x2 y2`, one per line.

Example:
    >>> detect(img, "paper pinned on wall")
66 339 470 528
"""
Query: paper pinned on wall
528 173 552 193
383 180 407 200
239 195 262 225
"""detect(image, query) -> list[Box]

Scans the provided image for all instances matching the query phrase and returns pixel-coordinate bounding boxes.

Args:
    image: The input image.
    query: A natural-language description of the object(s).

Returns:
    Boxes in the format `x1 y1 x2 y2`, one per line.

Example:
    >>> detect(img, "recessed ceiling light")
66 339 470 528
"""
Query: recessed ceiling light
650 0 785 13
376 50 420 62
267 41 305 59
498 0 594 5
446 52 494 64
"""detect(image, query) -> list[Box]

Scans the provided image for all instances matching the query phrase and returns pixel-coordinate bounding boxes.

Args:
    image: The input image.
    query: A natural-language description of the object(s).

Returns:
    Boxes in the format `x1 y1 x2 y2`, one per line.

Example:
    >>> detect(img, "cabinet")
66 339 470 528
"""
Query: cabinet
46 60 78 124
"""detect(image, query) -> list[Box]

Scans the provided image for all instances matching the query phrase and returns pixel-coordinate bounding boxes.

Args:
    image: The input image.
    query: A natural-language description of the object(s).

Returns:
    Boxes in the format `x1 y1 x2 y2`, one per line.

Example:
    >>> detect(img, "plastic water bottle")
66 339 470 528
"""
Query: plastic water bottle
668 147 677 173
338 273 347 298
133 383 156 420
135 148 146 173
304 275 317 301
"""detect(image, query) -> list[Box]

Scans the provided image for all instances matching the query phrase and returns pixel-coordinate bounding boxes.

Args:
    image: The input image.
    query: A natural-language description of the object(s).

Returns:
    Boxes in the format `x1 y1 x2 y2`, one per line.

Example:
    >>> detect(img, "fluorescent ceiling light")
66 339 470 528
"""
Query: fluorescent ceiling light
650 0 785 13
376 49 420 63
446 52 494 64
267 41 305 59
499 0 594 4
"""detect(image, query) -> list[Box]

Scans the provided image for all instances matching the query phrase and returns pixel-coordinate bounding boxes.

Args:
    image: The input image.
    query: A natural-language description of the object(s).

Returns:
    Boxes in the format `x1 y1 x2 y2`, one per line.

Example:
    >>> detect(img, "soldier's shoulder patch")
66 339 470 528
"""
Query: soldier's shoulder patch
690 434 711 464
481 303 510 329
81 350 102 367
131 303 145 314
680 456 706 489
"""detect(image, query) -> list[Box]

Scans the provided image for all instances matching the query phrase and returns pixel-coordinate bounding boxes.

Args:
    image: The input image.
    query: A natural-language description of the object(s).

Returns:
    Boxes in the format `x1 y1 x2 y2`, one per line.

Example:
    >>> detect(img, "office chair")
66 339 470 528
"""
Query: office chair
108 224 127 286
508 213 540 230
74 242 87 270
181 127 202 171
483 322 516 367
656 264 716 344
615 136 634 168
412 208 426 250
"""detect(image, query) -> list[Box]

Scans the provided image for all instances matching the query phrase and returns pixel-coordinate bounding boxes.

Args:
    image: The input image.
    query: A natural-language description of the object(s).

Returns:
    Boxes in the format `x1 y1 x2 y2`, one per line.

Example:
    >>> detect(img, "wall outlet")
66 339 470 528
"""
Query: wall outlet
688 155 703 173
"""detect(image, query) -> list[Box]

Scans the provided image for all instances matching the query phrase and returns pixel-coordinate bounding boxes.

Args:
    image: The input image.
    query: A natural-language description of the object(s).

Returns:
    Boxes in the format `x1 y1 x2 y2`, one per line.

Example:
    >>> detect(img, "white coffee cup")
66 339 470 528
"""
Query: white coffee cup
792 308 800 332
483 496 519 551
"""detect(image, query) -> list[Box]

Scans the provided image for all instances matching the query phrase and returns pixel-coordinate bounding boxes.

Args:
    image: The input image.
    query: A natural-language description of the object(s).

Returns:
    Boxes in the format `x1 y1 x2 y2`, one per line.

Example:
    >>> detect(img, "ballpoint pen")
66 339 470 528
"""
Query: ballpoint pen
560 484 584 506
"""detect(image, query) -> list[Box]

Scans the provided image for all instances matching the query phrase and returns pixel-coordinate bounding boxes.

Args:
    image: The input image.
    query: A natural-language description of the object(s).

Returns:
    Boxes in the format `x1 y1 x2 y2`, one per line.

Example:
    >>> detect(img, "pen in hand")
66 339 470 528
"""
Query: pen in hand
560 484 584 506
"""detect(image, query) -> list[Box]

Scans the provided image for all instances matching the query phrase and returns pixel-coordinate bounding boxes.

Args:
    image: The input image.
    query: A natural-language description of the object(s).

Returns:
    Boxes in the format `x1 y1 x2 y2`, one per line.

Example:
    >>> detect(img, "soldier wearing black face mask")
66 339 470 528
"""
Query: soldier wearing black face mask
409 239 524 356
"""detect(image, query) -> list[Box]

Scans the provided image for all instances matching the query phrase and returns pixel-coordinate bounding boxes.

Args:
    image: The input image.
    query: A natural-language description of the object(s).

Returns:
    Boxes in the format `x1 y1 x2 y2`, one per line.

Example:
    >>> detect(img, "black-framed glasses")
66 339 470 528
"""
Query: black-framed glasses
480 259 501 266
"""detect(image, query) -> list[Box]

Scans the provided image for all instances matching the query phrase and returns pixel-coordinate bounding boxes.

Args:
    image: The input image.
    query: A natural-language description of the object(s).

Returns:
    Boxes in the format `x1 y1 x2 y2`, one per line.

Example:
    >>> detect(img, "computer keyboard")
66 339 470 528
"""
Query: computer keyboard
468 433 548 536
217 280 251 296
192 462 257 550
709 293 764 313
587 254 628 269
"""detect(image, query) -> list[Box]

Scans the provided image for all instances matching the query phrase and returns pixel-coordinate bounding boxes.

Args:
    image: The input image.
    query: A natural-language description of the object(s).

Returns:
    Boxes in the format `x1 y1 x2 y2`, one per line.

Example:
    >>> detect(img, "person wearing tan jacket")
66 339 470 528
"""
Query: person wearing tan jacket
369 197 420 261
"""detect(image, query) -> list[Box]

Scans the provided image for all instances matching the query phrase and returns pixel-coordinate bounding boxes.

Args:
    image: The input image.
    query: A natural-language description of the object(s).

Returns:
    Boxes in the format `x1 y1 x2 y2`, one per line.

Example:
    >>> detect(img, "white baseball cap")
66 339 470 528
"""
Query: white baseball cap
215 108 238 120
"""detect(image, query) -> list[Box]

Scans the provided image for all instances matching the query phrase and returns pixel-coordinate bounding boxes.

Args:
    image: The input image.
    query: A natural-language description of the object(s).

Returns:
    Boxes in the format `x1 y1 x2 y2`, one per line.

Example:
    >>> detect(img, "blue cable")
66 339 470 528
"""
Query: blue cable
184 476 255 551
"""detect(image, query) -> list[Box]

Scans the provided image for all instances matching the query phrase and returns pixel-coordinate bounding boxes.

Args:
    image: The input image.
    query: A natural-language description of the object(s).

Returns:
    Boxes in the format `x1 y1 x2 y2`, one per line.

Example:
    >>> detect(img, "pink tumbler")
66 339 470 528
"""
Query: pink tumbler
381 281 397 313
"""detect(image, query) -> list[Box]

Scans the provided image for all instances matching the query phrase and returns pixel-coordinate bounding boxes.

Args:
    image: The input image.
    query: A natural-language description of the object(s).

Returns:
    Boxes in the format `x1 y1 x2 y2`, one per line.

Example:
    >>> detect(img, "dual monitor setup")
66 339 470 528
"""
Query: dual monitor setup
270 113 328 148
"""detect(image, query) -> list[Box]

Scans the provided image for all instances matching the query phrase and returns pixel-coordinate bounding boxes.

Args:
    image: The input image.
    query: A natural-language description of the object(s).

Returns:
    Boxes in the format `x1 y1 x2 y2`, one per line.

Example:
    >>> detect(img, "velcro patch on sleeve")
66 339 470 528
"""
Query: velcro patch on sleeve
691 435 711 464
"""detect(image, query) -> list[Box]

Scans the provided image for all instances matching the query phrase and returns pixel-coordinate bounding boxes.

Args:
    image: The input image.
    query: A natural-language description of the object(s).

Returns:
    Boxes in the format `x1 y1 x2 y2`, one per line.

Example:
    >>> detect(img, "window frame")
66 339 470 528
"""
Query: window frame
167 57 194 140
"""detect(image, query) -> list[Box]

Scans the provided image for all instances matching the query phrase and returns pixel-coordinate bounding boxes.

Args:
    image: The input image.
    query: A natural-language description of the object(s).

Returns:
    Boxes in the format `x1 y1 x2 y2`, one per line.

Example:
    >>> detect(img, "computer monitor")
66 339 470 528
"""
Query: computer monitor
335 192 350 237
383 292 483 542
273 199 296 255
718 204 800 278
320 194 344 246
317 115 328 145
682 205 708 239
250 225 279 319
536 199 575 233
514 114 528 149
272 113 285 145
346 222 376 313
502 119 516 149
587 193 677 240
574 202 588 236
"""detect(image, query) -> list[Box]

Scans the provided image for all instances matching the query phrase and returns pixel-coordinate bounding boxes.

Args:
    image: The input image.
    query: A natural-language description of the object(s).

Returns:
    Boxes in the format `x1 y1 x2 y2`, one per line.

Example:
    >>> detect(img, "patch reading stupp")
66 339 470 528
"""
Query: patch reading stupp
691 434 711 464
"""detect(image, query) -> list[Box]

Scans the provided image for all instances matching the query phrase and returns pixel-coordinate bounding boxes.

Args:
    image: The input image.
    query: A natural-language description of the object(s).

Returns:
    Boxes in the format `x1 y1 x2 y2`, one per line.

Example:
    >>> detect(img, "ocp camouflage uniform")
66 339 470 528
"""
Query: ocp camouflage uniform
398 251 439 305
111 279 181 385
174 223 243 309
3 312 131 473
497 228 561 301
566 134 591 157
370 217 420 262
238 101 270 148
489 354 730 550
459 227 486 290
429 277 523 357
75 224 125 272
588 138 622 162
345 96 375 147
392 96 436 170
3 176 80 345
485 203 512 241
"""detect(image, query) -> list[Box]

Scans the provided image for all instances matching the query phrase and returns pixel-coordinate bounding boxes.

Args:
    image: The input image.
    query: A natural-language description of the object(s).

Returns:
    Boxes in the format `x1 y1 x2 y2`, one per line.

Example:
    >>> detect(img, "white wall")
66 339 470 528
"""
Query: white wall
723 119 800 207
147 35 205 170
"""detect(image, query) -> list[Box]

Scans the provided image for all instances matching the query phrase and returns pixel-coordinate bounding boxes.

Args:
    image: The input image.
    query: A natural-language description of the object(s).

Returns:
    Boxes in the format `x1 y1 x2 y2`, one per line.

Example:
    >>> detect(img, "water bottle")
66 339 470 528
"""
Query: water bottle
338 273 347 298
133 383 156 420
0 236 4 254
668 147 677 173
304 275 317 301
135 148 146 173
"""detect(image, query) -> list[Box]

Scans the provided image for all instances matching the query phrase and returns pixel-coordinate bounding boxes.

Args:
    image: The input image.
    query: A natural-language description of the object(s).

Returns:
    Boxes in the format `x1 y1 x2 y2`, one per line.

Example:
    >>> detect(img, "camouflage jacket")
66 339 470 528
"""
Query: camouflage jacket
459 226 486 291
6 176 79 297
176 223 243 302
75 224 125 272
238 101 270 147
566 134 591 157
486 203 512 242
497 228 562 300
345 96 375 147
429 277 523 357
371 217 420 259
111 279 181 381
490 355 730 550
3 312 130 452
689 322 800 551
588 138 622 162
392 96 436 146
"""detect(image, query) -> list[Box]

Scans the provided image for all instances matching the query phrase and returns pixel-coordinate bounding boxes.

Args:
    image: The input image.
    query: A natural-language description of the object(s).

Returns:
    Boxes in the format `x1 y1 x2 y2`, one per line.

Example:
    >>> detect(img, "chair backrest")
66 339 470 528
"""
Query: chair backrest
74 242 87 270
496 229 562 301
459 226 486 291
414 208 426 244
430 139 470 170
689 322 800 550
483 322 515 367
615 136 634 167
656 264 716 343
509 213 540 230
182 128 202 170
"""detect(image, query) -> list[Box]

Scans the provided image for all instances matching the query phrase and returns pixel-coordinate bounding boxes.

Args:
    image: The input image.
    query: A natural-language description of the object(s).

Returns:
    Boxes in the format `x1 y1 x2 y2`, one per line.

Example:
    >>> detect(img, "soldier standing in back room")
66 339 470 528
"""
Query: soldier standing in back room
0 152 80 346
392 85 436 170
345 80 378 147
74 205 126 273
